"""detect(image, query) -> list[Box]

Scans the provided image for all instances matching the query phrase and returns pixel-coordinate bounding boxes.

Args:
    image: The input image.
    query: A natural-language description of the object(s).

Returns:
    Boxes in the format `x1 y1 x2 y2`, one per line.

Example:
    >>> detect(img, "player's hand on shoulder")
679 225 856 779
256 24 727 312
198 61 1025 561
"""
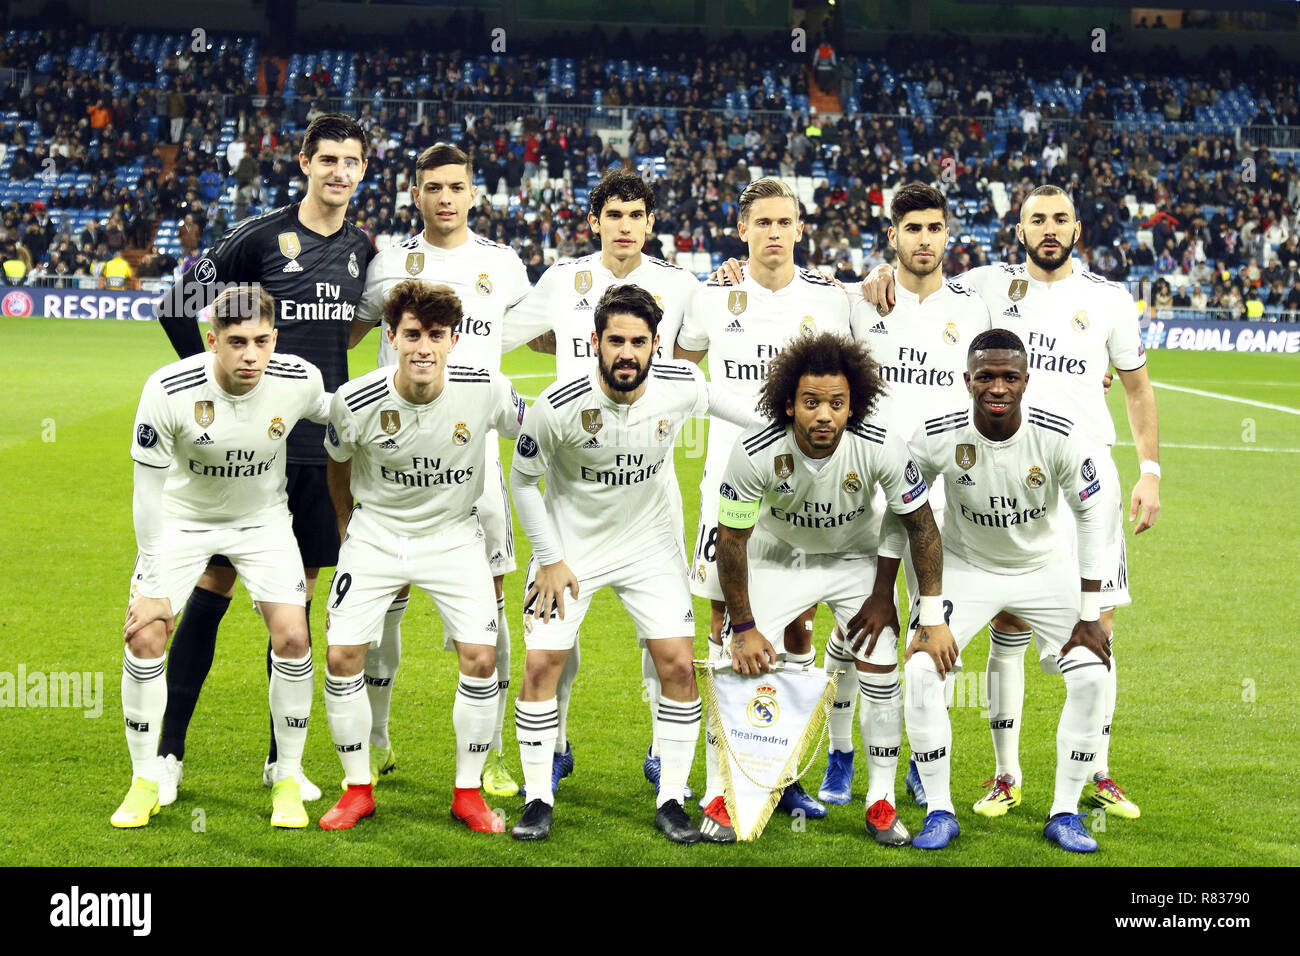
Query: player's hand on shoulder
1061 619 1112 670
861 262 895 316
124 596 175 640
730 630 776 675
904 622 958 677
711 258 746 285
527 561 579 622
844 592 900 658
1130 474 1160 534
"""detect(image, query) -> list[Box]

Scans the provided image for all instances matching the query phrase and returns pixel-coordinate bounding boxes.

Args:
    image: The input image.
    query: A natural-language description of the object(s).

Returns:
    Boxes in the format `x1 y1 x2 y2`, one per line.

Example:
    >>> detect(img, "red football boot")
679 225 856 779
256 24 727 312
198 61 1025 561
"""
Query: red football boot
319 783 375 830
451 787 505 834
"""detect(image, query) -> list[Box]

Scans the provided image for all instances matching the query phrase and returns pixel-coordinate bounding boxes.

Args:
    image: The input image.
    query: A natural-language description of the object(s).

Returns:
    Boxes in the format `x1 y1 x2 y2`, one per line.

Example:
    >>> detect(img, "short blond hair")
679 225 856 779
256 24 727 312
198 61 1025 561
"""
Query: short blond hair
738 177 800 223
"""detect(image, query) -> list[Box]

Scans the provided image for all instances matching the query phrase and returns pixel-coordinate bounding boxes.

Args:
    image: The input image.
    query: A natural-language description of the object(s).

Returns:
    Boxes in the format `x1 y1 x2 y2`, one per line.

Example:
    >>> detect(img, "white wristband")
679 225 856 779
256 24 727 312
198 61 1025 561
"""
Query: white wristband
1079 592 1101 622
918 595 944 627
1139 460 1161 479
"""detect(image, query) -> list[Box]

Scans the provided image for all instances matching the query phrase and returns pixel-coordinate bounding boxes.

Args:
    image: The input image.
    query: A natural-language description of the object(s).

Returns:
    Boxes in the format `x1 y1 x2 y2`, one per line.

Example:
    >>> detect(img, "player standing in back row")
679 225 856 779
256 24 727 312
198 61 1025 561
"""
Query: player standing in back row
675 177 852 824
348 144 532 798
861 184 1159 819
503 170 702 801
151 114 375 806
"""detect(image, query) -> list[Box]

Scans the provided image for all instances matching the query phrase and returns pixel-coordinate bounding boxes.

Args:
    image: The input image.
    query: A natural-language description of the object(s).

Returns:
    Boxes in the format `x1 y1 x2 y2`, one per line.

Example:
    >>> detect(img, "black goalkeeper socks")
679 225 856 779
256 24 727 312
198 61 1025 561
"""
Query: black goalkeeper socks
158 586 230 760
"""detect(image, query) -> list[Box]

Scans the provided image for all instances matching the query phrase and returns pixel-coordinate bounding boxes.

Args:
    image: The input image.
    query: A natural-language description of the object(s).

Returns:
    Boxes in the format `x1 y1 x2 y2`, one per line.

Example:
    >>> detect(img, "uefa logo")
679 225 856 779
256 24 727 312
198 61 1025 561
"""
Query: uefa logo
2 290 33 317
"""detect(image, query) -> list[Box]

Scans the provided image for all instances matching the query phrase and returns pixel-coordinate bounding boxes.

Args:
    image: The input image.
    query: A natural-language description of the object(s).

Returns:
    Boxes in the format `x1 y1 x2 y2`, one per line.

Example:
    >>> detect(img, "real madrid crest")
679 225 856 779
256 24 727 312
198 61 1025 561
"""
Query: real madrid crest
1072 310 1089 332
278 232 301 260
656 418 670 442
1026 465 1045 488
405 252 425 276
1008 279 1028 302
727 290 747 315
581 408 603 435
380 409 401 435
476 273 492 296
799 316 816 337
696 563 707 584
774 453 794 479
348 252 359 279
747 684 779 728
194 400 215 428
268 416 286 439
842 471 862 493
453 422 471 445
956 443 976 470
574 271 593 295
943 321 959 345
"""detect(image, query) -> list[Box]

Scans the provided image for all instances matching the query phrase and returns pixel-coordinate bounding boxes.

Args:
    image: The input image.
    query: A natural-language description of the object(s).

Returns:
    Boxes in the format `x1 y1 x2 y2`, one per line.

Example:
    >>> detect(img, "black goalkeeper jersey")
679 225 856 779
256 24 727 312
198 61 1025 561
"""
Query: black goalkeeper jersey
157 203 376 465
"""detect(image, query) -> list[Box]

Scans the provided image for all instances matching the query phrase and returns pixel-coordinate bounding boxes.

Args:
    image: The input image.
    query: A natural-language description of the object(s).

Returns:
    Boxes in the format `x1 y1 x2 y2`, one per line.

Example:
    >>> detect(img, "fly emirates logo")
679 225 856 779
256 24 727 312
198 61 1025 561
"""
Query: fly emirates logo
1026 331 1088 375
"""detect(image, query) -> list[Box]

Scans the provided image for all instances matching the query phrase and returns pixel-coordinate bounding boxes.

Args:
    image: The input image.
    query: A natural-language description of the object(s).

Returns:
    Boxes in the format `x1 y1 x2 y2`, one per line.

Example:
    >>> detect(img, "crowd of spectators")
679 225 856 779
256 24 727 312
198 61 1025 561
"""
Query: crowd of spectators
3 22 1300 318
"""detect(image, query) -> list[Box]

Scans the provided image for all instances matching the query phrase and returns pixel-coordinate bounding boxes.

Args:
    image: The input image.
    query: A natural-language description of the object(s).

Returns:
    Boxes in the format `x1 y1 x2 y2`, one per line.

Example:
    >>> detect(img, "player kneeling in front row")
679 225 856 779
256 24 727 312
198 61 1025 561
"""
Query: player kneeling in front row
891 329 1112 852
714 332 953 846
115 285 328 829
319 280 525 832
510 284 760 843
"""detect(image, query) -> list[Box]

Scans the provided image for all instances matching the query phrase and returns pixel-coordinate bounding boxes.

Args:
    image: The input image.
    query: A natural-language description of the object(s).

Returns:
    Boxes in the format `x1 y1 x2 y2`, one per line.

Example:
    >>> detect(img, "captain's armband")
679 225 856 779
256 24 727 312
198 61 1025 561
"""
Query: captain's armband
717 492 761 530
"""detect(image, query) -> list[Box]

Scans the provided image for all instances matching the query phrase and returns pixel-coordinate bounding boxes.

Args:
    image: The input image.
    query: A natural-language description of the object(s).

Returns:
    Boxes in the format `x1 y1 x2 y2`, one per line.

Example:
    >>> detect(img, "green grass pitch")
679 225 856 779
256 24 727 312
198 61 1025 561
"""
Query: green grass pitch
1 315 1297 867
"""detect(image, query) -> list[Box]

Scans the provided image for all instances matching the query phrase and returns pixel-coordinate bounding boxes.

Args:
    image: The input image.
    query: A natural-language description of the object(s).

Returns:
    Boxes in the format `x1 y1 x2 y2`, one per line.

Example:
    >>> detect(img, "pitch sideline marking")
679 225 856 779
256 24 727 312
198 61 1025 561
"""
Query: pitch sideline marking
1150 381 1300 417
1116 441 1300 454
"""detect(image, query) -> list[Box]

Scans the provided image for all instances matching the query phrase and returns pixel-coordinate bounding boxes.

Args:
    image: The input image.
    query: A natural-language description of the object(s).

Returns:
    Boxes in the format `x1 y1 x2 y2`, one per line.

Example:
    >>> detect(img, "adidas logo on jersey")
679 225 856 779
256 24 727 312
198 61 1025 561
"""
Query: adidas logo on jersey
868 320 887 334
282 259 303 273
575 297 592 310
725 318 744 332
379 438 398 449
193 432 213 446
581 436 601 449
1002 304 1020 317
775 481 795 494
956 473 975 486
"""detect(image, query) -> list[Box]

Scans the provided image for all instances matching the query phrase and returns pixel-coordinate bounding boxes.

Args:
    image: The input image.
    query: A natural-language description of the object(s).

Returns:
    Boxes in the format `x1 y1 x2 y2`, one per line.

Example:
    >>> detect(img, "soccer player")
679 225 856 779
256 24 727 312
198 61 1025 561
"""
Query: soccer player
713 332 953 846
502 170 702 798
675 177 852 824
348 144 531 797
152 113 376 804
890 329 1112 852
861 185 1158 819
319 281 525 832
508 285 759 843
115 285 330 829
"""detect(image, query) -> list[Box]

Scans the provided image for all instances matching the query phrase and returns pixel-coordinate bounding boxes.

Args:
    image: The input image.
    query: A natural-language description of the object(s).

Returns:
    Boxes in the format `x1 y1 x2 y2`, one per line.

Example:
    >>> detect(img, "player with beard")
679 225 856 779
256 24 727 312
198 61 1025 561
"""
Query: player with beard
860 185 1158 821
508 285 759 842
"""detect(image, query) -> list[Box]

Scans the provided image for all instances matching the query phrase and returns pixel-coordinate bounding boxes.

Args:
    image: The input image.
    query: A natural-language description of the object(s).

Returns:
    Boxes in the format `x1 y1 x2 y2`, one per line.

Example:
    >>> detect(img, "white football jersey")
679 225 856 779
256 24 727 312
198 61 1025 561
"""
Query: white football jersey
719 419 930 559
511 360 712 578
678 266 854 462
850 274 991 438
902 405 1106 576
131 352 329 530
504 252 701 380
357 232 531 371
956 261 1146 447
325 365 525 541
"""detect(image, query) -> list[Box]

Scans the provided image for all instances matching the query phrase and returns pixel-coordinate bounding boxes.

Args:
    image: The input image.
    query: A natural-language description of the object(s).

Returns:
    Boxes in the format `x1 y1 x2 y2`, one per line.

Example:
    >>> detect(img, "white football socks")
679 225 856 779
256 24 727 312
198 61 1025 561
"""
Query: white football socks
453 672 500 788
122 648 166 780
858 668 902 806
643 647 662 758
702 639 726 802
655 696 701 807
1095 631 1117 778
554 641 578 754
515 697 558 806
986 625 1030 785
492 595 510 752
268 651 314 780
325 671 370 786
365 595 406 749
824 631 857 754
1052 647 1108 817
903 653 954 815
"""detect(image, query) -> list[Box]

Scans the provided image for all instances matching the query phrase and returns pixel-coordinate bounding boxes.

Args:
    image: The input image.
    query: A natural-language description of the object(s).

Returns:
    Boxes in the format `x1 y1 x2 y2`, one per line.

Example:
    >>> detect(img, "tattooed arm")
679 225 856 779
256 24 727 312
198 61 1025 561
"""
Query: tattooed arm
898 501 959 676
717 522 776 675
